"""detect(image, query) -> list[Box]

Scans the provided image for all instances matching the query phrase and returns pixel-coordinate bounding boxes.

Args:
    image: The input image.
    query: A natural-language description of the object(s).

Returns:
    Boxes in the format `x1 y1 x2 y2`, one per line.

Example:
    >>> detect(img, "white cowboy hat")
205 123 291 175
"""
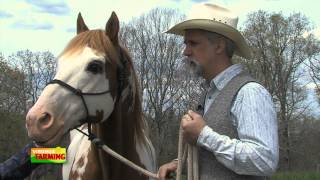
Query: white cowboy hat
166 3 251 59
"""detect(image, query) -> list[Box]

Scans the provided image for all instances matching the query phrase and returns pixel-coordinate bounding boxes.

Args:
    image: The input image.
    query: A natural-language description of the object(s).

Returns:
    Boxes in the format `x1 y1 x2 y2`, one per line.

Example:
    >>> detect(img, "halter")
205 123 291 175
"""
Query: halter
46 79 111 137
46 48 128 139
44 50 158 178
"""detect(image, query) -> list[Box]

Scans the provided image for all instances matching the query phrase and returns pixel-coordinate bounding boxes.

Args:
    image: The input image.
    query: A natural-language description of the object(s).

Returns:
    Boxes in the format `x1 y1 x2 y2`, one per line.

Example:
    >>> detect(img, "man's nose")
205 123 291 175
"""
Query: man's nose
183 45 191 56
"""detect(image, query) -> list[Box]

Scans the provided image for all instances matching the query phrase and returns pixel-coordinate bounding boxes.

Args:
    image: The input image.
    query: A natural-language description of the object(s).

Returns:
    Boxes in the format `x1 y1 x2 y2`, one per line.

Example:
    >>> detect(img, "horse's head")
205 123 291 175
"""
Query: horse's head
26 12 128 146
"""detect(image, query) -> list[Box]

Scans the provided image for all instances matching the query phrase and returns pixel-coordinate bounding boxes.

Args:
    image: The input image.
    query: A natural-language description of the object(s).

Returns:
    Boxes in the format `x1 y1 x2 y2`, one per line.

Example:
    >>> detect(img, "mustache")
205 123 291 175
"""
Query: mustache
181 57 200 69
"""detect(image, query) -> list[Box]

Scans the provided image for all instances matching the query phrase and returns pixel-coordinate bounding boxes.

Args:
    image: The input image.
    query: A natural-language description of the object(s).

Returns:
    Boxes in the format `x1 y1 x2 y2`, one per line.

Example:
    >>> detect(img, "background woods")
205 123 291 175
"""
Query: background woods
0 51 56 162
1 8 319 175
240 11 320 171
119 8 205 164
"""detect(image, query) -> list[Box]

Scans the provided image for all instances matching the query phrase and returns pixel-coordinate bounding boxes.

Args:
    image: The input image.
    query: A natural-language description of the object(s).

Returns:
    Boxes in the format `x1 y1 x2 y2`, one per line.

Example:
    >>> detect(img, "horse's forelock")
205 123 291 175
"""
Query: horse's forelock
59 30 120 66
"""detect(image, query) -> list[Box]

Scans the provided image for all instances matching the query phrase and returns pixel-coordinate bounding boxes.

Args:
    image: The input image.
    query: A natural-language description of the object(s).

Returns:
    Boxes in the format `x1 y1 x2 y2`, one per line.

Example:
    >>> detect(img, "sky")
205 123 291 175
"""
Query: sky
0 0 319 116
1 0 320 56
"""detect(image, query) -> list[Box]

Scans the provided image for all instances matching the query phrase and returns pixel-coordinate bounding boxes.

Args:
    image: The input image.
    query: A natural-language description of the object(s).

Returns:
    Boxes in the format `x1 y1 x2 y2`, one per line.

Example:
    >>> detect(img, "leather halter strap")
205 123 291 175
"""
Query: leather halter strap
46 47 128 137
47 79 111 137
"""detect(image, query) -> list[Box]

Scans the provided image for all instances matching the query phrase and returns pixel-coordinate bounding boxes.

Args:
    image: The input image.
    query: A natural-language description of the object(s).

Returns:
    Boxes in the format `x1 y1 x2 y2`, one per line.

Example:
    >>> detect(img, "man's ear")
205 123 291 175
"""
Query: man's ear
215 38 226 55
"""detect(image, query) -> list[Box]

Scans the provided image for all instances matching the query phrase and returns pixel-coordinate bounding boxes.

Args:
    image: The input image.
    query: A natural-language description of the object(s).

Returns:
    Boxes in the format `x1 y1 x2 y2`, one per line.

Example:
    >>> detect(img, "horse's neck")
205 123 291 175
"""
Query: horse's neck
94 103 149 180
63 126 99 180
64 104 155 180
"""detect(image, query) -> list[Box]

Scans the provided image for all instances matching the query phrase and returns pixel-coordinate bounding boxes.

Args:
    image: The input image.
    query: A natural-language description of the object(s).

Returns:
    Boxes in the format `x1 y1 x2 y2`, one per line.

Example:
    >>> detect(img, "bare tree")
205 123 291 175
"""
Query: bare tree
8 50 56 106
308 55 320 103
120 8 205 164
0 53 29 161
2 50 58 178
241 11 320 170
0 53 26 114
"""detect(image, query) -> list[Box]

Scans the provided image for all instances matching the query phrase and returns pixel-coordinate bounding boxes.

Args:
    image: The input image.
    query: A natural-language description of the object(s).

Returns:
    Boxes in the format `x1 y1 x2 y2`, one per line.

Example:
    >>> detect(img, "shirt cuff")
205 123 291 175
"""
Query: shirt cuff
197 125 220 151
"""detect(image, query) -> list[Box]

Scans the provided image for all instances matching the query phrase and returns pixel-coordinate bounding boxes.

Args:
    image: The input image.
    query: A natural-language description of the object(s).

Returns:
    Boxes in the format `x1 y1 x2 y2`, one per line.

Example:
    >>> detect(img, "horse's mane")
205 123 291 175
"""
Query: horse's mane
60 30 149 145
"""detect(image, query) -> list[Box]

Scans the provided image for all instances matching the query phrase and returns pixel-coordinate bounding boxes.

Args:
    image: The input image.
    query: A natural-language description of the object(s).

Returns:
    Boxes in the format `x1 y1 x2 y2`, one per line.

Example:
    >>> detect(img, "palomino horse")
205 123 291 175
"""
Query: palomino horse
26 12 156 180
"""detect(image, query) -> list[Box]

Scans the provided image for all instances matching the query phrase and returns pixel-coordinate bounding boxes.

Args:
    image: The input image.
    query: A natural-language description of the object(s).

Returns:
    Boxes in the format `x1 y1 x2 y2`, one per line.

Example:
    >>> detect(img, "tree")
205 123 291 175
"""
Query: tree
241 11 320 170
308 55 320 103
0 53 29 161
0 50 56 163
0 50 57 178
289 115 320 171
8 50 56 106
120 8 204 164
0 53 26 113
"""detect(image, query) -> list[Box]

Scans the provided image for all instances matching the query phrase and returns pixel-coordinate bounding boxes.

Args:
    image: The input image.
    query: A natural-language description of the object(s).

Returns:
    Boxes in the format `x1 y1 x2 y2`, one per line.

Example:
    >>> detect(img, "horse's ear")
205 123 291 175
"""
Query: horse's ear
105 11 119 45
77 12 89 34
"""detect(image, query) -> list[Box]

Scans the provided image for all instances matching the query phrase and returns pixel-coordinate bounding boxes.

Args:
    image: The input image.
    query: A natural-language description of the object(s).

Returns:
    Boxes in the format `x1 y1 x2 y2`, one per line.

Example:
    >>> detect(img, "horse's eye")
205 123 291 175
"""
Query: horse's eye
86 60 103 74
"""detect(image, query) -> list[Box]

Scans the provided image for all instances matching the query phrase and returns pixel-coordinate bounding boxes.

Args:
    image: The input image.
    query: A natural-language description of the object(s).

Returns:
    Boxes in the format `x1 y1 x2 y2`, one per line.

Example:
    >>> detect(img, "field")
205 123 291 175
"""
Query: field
176 172 320 180
272 172 320 180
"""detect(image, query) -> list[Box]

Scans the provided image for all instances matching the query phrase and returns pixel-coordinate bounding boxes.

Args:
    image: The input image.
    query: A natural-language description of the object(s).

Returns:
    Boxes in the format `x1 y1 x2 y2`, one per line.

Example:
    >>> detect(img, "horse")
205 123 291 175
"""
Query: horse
25 12 156 180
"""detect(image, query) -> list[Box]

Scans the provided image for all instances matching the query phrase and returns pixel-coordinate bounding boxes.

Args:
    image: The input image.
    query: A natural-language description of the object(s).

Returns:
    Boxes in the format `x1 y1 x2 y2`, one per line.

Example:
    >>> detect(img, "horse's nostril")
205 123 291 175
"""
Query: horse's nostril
39 113 52 127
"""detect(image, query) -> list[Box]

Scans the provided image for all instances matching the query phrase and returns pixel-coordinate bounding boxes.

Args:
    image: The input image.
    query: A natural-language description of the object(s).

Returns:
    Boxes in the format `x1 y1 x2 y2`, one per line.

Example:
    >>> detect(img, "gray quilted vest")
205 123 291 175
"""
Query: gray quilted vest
197 71 267 180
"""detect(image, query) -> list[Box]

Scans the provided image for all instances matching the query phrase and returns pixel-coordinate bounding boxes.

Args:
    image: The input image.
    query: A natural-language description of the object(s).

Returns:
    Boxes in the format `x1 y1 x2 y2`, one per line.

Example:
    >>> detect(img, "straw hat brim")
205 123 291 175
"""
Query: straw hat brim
166 19 251 59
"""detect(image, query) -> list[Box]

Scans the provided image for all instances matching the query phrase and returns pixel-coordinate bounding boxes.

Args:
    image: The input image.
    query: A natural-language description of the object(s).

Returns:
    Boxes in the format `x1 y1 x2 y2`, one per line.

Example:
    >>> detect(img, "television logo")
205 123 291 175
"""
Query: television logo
31 147 66 163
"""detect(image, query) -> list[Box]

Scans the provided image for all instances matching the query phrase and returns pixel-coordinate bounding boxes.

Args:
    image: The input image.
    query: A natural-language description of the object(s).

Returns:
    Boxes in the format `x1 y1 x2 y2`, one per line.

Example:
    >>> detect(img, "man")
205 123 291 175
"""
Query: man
158 3 279 180
0 142 40 179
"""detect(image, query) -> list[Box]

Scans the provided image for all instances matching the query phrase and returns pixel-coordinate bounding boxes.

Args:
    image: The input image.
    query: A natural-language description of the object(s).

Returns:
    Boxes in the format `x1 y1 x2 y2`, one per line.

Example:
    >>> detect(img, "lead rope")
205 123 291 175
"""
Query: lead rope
76 123 198 180
176 125 199 180
75 127 158 179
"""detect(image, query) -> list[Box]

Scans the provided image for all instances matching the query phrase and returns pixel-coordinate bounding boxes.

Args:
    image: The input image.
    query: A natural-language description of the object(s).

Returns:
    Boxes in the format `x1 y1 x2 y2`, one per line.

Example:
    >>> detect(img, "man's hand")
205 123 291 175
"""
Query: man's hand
181 110 206 145
158 160 178 180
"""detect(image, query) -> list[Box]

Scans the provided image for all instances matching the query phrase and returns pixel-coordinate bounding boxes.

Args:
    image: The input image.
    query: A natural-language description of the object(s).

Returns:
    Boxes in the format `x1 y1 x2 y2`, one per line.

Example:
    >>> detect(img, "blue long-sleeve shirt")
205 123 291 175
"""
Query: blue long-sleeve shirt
0 142 40 179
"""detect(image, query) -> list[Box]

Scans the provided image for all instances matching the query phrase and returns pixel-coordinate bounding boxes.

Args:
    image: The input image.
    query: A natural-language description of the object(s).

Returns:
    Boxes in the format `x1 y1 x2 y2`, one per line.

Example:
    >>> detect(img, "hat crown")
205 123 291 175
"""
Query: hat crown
188 3 238 29
165 3 251 59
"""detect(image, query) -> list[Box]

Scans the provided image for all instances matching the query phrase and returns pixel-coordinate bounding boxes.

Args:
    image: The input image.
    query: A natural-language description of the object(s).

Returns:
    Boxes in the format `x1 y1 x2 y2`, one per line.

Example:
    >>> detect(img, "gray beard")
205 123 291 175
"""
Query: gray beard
181 57 203 78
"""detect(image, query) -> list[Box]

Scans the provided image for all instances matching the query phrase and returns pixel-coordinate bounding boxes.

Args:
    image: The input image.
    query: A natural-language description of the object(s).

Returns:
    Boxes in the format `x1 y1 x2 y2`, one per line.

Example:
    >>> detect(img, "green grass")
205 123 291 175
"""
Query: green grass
172 172 320 180
272 172 320 180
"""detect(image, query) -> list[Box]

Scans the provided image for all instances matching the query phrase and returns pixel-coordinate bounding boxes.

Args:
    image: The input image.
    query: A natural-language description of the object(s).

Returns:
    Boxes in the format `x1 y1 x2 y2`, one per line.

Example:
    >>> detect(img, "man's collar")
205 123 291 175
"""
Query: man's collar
209 64 243 91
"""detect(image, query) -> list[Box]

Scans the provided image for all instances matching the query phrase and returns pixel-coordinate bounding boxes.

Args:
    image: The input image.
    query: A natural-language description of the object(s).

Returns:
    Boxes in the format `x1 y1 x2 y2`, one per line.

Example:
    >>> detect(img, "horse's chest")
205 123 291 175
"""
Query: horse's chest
63 130 100 180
